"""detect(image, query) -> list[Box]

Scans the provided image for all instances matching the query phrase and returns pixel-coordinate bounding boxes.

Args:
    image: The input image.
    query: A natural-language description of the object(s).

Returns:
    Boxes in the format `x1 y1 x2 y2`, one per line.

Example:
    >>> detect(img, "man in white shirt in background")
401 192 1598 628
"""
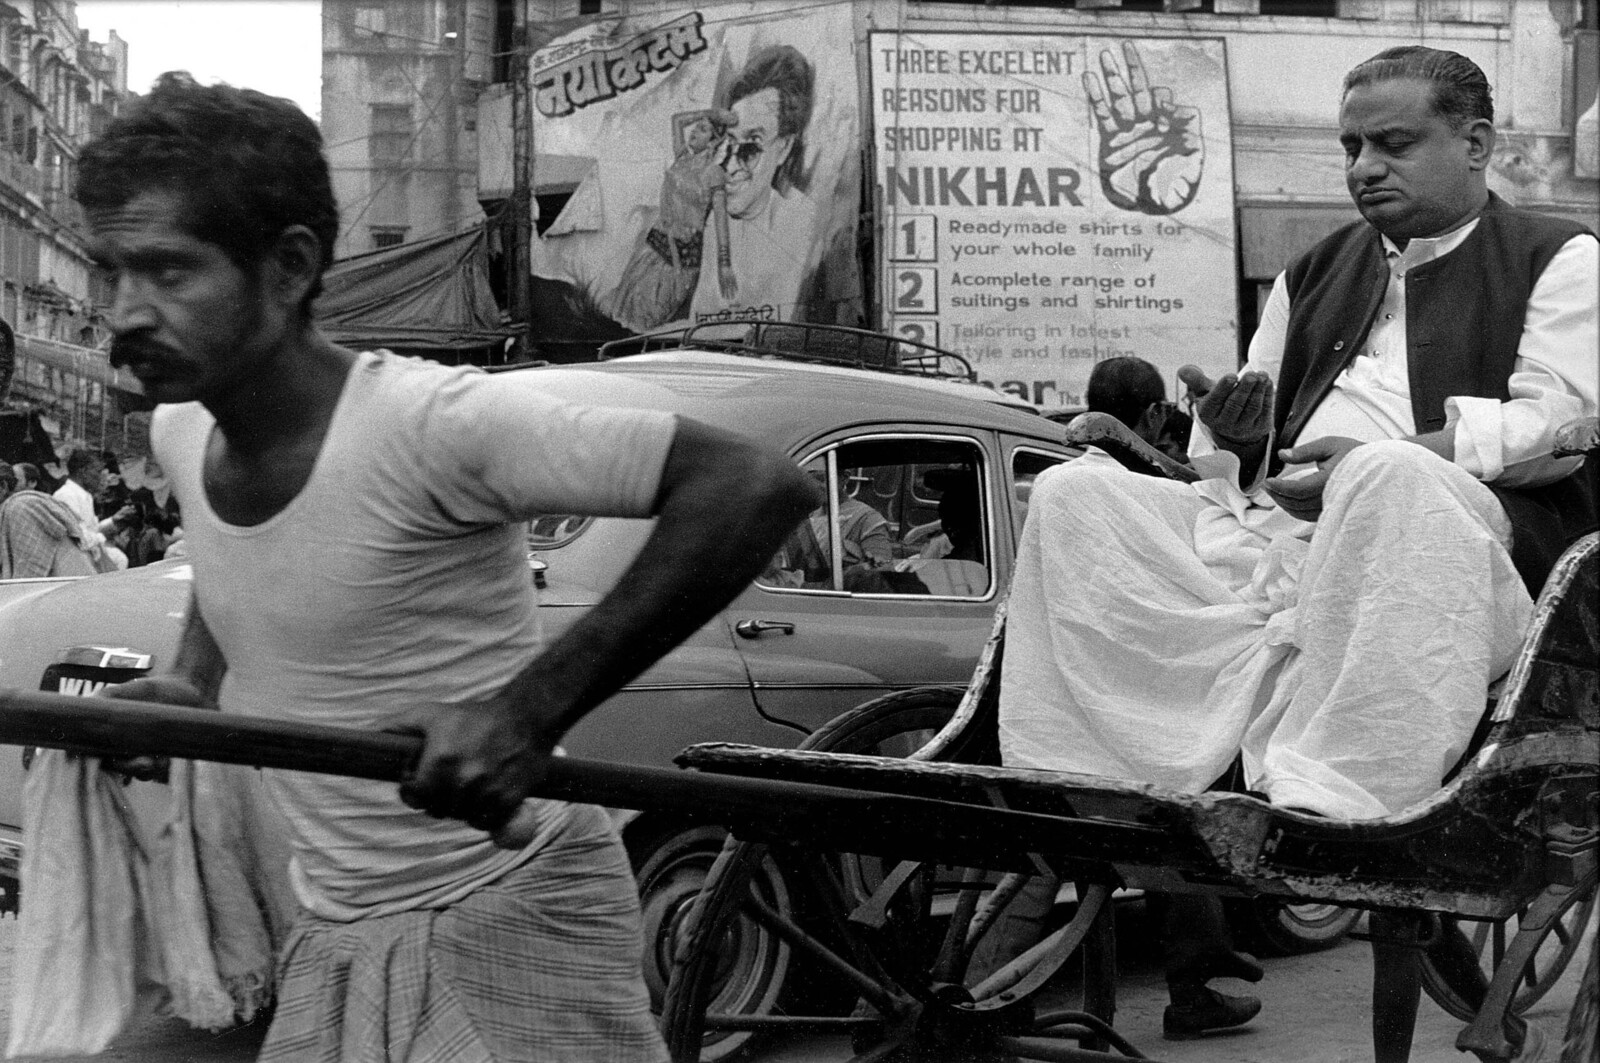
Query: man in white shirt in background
52 448 131 570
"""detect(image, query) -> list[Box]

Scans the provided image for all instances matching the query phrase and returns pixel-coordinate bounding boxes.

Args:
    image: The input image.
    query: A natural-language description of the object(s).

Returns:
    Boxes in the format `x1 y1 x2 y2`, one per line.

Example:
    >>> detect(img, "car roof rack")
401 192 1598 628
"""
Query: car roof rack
597 320 976 382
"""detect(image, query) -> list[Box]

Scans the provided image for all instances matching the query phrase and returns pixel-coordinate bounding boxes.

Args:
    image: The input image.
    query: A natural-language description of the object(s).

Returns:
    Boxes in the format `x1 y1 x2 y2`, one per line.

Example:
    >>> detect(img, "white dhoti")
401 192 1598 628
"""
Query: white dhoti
997 441 1535 820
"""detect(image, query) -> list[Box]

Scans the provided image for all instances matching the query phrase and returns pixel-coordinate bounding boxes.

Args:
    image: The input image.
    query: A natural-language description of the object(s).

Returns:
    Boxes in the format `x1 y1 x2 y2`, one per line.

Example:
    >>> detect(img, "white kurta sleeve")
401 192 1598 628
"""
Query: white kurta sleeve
1446 233 1599 487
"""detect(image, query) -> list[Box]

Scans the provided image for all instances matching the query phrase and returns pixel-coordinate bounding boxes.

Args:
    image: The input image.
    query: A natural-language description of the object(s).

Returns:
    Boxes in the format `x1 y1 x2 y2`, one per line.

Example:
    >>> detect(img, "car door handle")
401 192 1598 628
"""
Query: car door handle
735 619 796 639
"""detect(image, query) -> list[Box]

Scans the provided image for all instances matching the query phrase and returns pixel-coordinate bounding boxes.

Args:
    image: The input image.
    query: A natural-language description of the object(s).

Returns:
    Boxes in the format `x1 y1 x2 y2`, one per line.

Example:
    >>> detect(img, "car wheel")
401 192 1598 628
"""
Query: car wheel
1227 898 1361 956
630 822 793 1062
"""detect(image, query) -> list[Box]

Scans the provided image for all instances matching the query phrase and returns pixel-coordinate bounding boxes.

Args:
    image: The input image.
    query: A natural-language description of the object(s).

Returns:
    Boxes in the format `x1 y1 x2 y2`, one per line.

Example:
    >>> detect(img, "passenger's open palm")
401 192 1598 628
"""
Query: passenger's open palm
1084 42 1204 216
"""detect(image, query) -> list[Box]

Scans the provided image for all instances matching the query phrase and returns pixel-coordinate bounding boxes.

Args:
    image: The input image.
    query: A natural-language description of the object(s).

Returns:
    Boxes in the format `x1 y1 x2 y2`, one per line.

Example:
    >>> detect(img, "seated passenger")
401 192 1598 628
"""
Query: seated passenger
1084 356 1192 465
763 469 892 588
893 468 988 596
994 47 1596 1039
815 469 893 568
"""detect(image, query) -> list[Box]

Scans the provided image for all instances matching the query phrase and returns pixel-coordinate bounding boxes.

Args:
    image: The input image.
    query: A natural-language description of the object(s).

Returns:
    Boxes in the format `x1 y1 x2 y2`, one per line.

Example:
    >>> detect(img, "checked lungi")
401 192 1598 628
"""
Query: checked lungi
260 803 669 1063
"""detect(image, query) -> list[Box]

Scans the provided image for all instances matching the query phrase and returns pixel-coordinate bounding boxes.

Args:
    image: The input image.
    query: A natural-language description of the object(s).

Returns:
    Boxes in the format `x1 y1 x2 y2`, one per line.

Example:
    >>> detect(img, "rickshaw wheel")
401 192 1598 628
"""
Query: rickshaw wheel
663 685 1122 1062
1421 879 1598 1021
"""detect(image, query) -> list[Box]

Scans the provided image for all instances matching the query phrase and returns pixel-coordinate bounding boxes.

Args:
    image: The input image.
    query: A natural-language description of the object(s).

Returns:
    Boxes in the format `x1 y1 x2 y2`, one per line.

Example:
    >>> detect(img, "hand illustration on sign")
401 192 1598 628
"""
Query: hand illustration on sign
1083 42 1204 216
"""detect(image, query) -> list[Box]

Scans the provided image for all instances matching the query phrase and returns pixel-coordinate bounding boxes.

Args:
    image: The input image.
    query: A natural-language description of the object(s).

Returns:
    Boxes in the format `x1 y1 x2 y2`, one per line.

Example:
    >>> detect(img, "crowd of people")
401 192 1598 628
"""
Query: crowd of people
0 447 183 579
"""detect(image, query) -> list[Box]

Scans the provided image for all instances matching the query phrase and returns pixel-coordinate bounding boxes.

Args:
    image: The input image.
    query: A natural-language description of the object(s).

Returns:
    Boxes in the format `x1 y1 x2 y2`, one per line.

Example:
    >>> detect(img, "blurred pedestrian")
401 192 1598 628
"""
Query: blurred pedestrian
12 462 39 491
52 448 131 570
0 464 97 578
81 71 814 1061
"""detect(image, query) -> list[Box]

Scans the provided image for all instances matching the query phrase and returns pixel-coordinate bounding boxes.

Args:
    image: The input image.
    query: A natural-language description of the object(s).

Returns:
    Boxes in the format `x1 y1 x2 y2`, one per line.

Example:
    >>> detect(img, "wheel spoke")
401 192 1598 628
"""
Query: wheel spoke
933 866 989 983
741 889 903 1014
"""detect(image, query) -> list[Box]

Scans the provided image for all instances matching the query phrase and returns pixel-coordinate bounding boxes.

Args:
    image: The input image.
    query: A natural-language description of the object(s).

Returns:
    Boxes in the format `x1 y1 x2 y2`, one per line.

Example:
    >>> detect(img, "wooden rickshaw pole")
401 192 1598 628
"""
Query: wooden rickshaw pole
0 687 1078 874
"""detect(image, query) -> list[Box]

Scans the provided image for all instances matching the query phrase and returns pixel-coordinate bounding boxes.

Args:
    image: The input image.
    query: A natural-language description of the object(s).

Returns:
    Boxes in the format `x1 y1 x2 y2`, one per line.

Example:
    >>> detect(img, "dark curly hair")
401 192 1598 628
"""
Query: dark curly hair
725 46 814 194
75 72 338 312
1343 46 1494 131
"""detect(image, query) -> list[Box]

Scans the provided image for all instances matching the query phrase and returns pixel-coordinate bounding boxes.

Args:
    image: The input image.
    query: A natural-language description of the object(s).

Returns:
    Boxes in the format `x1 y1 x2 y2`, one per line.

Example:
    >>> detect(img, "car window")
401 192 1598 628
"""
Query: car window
758 437 991 599
1011 447 1070 529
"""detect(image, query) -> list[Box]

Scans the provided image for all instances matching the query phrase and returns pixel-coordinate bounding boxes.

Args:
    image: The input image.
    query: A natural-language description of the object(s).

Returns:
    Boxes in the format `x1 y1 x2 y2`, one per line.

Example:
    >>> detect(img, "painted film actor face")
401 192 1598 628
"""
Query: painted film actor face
719 46 814 220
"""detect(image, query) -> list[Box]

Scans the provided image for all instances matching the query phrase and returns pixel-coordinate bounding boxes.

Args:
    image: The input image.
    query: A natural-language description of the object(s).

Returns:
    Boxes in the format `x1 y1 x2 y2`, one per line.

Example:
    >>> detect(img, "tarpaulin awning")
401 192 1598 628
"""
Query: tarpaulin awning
15 334 142 394
314 226 516 352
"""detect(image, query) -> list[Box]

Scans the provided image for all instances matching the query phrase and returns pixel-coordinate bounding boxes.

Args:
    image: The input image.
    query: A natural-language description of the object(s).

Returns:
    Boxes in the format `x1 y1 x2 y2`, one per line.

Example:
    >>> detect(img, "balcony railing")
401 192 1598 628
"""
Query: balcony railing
0 153 41 197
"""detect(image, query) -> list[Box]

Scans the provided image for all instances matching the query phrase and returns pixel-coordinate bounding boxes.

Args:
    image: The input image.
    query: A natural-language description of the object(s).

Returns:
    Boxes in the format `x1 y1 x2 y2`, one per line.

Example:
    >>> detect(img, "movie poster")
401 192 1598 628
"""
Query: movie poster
870 32 1237 410
529 6 863 346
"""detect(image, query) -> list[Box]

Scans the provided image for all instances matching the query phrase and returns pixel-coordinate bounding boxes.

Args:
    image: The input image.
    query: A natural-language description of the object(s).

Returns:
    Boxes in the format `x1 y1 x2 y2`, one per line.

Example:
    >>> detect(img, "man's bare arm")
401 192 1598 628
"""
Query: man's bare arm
396 416 820 839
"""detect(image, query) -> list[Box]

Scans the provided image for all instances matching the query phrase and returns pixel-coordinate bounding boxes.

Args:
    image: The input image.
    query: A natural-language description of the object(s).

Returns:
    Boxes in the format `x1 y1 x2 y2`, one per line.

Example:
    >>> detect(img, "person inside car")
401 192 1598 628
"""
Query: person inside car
75 72 815 1061
892 468 988 597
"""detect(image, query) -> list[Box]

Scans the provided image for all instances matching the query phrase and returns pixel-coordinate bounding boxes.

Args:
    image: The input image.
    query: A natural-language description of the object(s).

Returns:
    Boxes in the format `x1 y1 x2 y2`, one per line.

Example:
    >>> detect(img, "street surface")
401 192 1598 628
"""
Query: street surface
0 905 1588 1062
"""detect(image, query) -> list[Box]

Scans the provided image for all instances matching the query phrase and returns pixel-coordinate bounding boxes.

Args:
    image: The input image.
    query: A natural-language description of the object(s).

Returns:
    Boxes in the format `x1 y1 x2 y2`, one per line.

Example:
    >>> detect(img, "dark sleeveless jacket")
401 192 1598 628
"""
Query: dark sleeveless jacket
1277 193 1595 592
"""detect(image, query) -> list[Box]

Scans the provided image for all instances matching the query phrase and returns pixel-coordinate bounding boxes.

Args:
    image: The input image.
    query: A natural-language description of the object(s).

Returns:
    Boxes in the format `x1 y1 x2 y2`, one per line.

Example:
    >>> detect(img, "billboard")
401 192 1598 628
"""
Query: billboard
870 32 1237 410
529 7 863 345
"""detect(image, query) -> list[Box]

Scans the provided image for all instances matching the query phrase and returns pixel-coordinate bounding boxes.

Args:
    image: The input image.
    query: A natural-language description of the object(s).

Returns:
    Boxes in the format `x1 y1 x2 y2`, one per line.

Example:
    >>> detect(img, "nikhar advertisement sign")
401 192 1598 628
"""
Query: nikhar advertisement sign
869 32 1238 411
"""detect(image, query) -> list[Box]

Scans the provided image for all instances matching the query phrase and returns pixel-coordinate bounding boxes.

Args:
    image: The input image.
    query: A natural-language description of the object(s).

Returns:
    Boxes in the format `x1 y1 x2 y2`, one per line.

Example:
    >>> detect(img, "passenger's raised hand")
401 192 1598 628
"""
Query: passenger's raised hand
1179 365 1272 448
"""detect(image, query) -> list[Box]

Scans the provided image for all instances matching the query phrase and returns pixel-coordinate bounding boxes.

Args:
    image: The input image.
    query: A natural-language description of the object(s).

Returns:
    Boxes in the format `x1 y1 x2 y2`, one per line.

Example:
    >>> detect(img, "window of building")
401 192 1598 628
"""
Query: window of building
1259 0 1338 14
371 227 407 249
4 25 19 72
368 104 412 165
578 0 604 13
492 0 515 83
353 4 385 38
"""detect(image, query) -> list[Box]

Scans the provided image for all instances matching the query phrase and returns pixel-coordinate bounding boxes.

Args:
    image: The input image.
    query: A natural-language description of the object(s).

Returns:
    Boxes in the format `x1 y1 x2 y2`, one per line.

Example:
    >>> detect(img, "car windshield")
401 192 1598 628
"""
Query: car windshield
526 515 593 550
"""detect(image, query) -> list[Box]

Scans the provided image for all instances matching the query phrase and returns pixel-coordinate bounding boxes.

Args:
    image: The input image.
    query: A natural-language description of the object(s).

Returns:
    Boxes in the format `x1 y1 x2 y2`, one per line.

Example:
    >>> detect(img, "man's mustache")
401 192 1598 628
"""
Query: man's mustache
109 338 174 368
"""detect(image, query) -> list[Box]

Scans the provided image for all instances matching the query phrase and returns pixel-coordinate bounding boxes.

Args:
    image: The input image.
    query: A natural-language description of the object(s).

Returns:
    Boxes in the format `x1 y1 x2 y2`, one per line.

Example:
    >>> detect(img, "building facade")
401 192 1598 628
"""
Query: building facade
324 0 1594 385
0 0 136 459
321 0 495 259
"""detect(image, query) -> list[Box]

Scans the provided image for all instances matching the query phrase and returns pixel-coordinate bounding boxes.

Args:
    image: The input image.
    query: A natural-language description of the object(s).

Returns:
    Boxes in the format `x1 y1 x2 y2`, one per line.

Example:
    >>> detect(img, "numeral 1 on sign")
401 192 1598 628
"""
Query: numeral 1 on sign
888 215 937 262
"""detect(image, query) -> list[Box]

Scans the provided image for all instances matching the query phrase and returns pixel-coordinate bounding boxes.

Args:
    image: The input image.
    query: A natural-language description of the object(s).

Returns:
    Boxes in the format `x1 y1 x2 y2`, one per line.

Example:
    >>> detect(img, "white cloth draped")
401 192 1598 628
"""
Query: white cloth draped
998 441 1534 820
7 753 295 1058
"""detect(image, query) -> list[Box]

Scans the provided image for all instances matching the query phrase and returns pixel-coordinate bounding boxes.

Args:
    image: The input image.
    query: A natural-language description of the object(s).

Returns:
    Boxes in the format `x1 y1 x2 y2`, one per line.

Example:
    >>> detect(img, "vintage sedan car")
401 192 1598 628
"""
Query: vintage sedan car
0 324 1077 1024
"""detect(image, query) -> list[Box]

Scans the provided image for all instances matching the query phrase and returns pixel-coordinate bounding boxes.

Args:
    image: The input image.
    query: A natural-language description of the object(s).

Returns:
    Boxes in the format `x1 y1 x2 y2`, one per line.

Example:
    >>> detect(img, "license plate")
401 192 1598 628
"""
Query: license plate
40 662 149 697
